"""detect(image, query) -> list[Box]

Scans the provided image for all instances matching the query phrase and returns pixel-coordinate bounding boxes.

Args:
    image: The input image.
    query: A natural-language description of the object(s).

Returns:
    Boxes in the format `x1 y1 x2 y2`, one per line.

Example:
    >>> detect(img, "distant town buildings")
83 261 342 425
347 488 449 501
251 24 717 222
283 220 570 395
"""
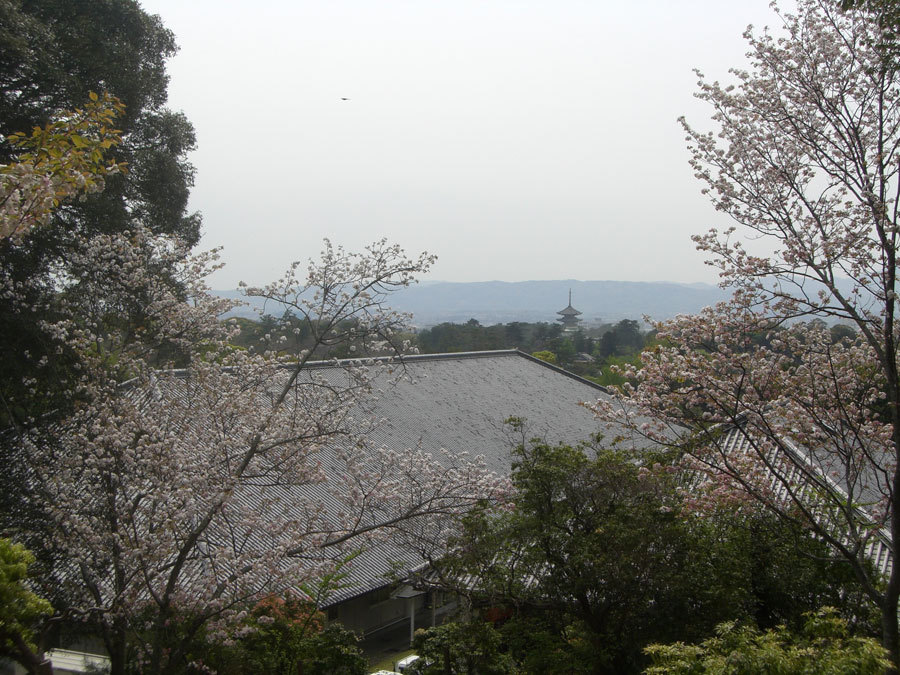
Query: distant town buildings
556 290 582 331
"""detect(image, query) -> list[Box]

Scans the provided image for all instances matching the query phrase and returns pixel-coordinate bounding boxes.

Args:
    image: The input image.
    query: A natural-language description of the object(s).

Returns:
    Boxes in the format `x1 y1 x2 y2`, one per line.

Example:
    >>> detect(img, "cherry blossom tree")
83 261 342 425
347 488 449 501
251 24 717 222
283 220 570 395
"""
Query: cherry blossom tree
2 103 503 674
591 0 900 665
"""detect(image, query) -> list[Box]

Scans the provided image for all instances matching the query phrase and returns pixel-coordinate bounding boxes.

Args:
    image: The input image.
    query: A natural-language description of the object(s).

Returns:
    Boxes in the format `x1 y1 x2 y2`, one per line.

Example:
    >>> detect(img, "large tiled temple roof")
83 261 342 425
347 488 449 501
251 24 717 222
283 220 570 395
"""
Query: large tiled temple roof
297 349 636 603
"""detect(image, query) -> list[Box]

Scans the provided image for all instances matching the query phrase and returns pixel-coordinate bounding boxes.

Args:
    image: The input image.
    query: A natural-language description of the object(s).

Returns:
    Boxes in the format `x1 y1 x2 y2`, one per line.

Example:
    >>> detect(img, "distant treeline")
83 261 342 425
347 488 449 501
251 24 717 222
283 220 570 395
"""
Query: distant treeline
228 314 415 359
414 318 653 385
230 315 649 381
232 315 859 388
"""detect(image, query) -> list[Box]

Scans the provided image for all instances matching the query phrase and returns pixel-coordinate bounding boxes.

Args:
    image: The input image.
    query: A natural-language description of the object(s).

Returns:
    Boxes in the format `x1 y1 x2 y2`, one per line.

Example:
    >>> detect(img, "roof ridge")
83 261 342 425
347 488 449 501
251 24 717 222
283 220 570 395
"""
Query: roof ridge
516 350 611 394
123 350 611 397
294 349 523 370
137 350 523 379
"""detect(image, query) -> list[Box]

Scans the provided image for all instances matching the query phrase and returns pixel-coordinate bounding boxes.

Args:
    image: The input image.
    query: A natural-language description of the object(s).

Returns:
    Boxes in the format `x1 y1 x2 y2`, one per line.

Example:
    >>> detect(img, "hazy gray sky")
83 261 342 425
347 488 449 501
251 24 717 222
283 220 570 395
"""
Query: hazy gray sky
139 0 788 288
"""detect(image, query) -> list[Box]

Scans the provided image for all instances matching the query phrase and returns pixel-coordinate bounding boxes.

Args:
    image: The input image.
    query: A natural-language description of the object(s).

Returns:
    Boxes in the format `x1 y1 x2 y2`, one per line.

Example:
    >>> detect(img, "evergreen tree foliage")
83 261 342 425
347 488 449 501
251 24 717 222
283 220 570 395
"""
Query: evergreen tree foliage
424 433 874 674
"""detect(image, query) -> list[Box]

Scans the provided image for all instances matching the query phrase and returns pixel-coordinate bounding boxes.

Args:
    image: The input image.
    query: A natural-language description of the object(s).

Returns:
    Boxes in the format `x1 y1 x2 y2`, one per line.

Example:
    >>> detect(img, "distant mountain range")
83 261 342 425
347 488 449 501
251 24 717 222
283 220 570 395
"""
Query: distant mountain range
216 280 732 327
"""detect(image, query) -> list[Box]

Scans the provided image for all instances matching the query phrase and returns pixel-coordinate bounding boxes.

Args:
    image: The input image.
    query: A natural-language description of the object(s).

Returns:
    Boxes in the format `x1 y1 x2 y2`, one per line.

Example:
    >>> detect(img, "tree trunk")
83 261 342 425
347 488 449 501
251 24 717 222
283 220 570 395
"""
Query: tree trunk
107 640 127 675
882 600 900 674
9 632 53 675
883 333 900 674
885 453 900 673
103 617 129 675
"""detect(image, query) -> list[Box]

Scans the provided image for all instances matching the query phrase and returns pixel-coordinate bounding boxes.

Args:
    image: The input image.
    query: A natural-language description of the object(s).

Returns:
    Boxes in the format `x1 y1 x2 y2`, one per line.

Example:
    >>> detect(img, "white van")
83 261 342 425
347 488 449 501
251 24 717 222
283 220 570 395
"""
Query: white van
396 654 421 674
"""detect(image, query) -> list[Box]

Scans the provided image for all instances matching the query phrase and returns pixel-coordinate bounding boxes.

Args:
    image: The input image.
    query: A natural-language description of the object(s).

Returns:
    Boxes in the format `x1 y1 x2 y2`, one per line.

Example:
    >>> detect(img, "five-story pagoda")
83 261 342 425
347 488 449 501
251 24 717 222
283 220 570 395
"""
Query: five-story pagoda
557 290 582 331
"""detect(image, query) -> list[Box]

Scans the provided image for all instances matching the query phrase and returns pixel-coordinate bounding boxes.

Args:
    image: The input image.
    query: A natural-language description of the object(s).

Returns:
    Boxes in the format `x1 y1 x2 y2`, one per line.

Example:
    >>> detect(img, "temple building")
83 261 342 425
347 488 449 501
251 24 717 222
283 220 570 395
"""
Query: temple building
557 290 582 331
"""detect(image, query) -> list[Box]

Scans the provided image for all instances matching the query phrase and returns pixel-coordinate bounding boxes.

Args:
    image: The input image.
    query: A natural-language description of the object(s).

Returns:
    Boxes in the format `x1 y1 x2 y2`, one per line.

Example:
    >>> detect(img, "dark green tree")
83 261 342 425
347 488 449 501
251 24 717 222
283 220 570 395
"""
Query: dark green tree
597 320 645 359
571 329 593 355
531 321 563 347
428 434 875 674
546 336 576 365
413 619 513 675
597 330 618 359
504 322 526 346
830 323 858 344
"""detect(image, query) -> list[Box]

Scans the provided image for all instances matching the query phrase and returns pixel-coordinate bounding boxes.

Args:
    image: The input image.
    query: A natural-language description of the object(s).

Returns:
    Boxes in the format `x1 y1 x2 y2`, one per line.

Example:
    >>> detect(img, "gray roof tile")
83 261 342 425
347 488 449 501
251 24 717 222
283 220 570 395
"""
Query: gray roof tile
291 350 628 604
